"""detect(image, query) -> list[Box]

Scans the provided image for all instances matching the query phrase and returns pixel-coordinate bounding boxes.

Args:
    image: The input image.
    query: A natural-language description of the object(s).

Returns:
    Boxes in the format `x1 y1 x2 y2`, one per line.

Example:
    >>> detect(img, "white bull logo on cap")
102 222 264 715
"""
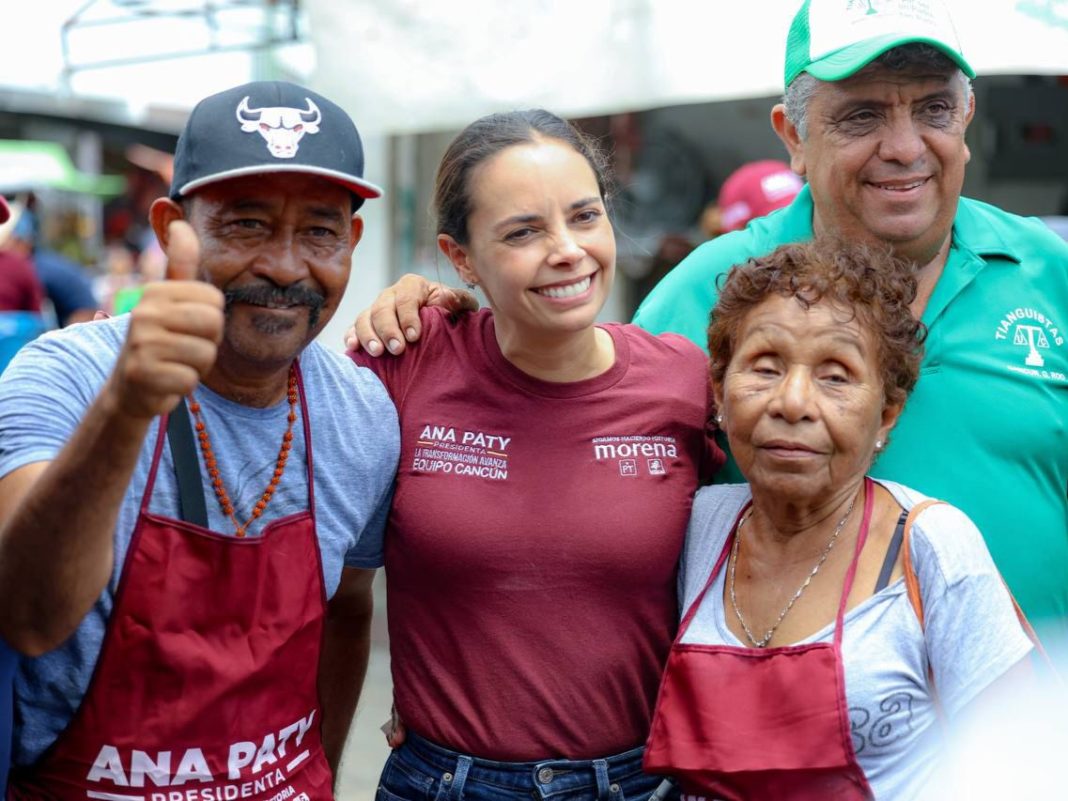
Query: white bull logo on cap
235 96 322 159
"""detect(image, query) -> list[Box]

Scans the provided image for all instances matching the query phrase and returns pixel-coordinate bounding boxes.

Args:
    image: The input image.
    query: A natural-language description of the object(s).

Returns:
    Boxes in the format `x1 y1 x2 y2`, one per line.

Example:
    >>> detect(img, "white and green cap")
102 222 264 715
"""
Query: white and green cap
784 0 975 88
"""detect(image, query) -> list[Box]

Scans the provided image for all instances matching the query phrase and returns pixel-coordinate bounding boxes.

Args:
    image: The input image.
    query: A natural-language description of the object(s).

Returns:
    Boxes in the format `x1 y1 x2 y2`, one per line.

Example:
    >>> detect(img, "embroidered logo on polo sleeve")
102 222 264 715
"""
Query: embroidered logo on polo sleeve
995 306 1066 381
235 97 322 159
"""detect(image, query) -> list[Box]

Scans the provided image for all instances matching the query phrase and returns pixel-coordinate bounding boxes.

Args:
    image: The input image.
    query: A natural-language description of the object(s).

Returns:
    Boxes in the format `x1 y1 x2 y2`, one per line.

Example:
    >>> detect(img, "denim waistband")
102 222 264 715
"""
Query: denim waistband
400 730 650 797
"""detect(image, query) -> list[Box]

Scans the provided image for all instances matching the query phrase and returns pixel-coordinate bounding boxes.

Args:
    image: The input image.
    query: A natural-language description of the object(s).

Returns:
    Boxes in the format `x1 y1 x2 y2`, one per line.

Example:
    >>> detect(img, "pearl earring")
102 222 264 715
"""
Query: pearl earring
715 414 724 426
875 439 884 451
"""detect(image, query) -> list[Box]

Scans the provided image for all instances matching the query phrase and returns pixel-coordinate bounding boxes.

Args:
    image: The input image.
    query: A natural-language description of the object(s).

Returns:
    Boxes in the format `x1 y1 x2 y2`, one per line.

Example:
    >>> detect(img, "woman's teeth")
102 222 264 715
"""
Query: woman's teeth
536 275 592 299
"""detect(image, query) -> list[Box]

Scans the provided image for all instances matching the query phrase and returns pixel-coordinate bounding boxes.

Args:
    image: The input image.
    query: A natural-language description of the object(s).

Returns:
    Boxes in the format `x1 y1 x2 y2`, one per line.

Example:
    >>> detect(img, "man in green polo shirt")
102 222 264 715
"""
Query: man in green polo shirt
633 0 1068 651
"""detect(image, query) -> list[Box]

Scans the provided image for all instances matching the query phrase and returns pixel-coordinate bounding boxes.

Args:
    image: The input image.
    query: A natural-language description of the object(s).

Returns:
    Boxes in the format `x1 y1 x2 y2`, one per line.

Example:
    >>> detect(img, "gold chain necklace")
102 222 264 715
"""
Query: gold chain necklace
728 492 858 648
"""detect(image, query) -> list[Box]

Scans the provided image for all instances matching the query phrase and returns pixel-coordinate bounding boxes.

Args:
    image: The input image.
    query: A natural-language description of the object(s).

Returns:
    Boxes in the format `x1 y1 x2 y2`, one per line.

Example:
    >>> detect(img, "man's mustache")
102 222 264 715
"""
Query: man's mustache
224 284 325 327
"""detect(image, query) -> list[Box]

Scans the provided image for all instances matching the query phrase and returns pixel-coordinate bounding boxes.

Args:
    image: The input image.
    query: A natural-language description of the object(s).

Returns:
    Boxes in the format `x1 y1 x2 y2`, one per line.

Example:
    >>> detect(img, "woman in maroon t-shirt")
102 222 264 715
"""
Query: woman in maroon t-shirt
351 110 722 801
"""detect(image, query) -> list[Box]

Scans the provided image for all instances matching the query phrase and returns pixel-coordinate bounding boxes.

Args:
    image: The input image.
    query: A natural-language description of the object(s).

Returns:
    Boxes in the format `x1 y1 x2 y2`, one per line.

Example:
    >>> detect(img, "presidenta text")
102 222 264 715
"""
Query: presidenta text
84 711 317 801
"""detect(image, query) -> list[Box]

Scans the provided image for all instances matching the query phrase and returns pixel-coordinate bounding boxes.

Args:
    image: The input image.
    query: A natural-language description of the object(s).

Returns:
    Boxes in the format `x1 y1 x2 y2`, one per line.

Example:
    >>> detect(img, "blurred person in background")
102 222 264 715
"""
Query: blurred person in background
97 243 144 315
2 202 98 327
98 152 173 316
705 159 804 237
640 161 803 311
0 196 46 373
0 198 43 316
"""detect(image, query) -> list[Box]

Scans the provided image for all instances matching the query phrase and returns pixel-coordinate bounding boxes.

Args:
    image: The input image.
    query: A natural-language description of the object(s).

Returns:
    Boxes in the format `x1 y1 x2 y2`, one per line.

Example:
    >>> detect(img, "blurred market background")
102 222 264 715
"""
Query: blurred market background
2 1 1067 798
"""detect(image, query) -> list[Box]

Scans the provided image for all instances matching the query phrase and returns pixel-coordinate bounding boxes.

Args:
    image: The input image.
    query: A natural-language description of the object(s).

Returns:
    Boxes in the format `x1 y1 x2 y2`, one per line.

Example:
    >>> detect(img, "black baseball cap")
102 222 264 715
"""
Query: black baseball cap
169 80 382 210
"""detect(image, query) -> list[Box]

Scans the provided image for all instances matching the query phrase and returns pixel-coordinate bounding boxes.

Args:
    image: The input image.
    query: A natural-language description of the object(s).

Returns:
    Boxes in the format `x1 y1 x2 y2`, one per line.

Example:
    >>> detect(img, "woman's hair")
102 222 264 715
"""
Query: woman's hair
708 238 926 408
433 109 612 245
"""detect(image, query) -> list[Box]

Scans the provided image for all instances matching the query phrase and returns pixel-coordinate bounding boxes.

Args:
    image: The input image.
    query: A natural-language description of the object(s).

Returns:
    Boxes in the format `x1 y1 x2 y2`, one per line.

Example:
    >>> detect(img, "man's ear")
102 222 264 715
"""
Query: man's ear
964 89 976 127
349 214 364 252
962 91 976 165
771 104 807 177
438 234 476 285
149 197 185 248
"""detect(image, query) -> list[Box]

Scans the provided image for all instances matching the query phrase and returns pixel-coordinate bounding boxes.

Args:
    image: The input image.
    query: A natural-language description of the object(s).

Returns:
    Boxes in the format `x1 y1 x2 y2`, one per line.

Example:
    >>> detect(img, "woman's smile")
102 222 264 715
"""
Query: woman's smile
531 271 596 301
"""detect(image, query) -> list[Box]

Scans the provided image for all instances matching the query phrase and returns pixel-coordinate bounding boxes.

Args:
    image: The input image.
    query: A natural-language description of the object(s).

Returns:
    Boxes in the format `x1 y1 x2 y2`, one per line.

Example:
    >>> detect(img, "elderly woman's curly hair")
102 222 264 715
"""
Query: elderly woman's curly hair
708 238 926 408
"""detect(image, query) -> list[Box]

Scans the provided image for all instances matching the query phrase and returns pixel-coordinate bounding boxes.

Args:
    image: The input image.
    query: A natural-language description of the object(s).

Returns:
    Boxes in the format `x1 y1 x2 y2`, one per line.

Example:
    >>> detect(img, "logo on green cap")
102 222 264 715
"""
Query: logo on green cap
784 0 975 88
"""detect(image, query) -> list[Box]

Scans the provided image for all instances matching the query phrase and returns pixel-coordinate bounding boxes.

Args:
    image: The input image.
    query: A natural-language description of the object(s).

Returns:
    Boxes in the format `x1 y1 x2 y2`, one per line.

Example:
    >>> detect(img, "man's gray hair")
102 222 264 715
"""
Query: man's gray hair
783 43 974 140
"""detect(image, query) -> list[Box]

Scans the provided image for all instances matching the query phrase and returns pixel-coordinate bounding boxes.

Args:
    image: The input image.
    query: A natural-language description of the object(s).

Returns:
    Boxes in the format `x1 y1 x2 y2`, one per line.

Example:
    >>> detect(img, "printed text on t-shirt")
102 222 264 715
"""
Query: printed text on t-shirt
412 424 512 481
591 434 678 477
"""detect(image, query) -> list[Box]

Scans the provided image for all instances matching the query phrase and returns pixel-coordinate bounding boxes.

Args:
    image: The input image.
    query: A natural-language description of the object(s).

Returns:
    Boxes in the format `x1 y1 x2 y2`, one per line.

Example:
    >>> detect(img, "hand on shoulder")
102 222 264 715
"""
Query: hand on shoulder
343 273 478 356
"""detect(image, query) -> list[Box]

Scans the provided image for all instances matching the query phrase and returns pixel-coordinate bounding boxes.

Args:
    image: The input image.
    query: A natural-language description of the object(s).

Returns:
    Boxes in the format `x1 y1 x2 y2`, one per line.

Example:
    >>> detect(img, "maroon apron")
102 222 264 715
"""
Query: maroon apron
644 478 876 801
9 365 336 801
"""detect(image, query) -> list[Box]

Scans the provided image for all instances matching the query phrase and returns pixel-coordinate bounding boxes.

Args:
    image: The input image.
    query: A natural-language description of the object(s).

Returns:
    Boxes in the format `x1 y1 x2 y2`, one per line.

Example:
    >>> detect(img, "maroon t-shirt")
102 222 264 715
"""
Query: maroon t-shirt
352 308 723 760
0 252 43 312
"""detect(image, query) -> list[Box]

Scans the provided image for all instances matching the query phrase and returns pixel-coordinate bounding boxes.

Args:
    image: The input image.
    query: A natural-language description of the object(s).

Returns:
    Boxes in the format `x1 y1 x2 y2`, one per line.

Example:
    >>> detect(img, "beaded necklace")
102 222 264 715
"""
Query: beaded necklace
187 364 298 538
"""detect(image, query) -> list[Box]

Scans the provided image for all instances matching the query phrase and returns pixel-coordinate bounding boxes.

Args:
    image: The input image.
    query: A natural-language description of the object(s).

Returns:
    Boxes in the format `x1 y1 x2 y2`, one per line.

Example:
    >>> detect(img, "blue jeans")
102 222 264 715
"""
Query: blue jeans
376 731 676 801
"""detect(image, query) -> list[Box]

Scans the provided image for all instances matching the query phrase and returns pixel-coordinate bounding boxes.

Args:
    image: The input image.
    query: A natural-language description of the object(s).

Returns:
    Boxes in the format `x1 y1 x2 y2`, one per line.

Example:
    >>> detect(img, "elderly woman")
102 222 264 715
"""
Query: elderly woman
643 239 1034 801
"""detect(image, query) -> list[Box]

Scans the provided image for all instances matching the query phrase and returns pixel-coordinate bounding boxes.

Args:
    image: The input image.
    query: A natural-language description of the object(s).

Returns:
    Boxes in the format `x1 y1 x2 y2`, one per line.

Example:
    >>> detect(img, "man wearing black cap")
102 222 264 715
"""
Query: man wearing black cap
0 82 399 800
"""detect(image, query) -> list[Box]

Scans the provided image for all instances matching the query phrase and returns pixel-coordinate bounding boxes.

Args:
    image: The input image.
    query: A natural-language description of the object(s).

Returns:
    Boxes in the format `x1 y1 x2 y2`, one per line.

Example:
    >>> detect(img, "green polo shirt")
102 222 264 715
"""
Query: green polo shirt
635 186 1068 650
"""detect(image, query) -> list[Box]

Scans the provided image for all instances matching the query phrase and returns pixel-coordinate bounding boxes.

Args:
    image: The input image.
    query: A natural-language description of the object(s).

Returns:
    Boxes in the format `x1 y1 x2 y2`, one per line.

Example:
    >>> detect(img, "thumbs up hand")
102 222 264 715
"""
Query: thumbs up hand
107 220 226 420
163 219 202 282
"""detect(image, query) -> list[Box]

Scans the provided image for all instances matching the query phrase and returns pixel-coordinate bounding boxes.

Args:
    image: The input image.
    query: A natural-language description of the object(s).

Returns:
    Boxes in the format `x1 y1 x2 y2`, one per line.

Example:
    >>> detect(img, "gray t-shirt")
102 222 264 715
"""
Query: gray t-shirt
678 480 1033 801
0 316 400 764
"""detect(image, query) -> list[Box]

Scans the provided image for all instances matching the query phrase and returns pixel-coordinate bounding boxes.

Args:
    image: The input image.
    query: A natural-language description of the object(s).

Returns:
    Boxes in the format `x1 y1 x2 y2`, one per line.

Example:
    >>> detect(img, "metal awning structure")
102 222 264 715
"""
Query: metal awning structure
61 0 303 84
305 0 1068 135
0 140 124 195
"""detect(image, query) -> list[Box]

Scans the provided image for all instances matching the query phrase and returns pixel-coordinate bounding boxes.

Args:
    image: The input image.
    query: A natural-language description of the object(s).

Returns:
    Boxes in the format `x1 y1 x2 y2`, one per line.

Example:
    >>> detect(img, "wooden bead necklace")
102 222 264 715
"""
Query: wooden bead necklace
188 364 298 538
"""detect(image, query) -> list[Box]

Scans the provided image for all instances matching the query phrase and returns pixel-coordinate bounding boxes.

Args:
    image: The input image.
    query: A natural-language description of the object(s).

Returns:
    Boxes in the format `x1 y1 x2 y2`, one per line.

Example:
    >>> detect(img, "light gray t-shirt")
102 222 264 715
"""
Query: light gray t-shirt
0 315 400 764
678 480 1033 801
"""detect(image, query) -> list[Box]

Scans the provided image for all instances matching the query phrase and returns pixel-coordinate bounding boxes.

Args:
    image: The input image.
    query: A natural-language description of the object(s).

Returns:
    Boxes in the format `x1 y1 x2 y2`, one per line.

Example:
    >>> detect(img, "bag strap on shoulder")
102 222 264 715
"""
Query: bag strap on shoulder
900 499 944 628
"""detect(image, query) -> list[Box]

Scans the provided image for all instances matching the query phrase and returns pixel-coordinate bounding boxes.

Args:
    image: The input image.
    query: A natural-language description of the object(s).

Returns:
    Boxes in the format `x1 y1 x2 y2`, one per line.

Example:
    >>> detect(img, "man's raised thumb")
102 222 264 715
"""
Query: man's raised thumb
164 220 201 282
